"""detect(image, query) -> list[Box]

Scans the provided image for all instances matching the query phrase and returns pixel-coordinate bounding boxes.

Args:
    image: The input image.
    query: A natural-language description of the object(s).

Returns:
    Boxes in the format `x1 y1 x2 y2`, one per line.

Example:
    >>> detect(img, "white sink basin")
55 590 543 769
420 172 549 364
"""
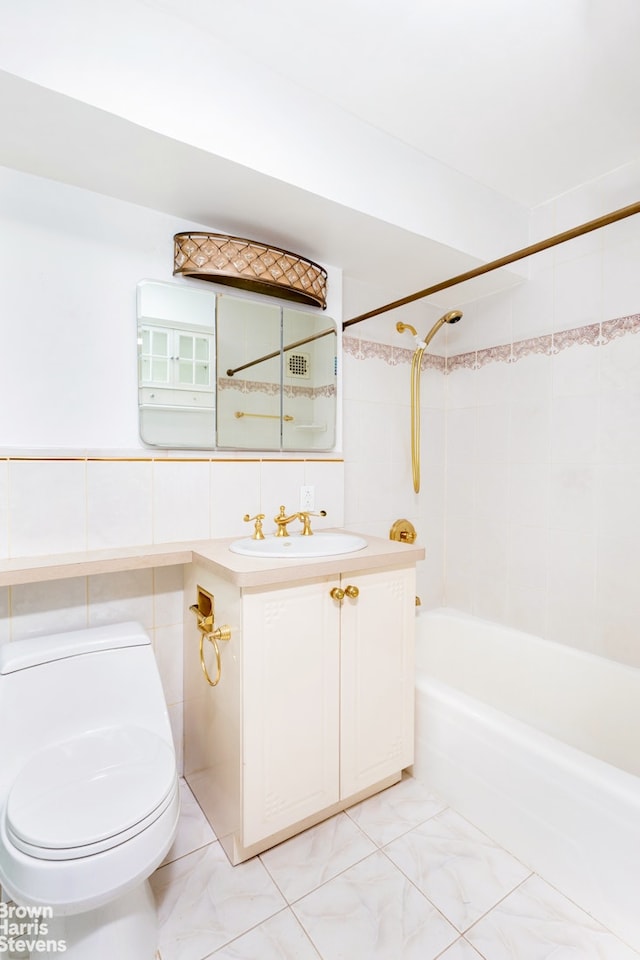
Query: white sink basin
229 532 368 559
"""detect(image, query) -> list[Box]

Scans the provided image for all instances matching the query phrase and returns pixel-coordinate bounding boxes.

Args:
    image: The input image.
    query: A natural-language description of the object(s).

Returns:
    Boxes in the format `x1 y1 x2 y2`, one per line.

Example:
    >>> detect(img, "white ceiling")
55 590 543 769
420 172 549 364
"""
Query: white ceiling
144 0 640 207
1 0 639 321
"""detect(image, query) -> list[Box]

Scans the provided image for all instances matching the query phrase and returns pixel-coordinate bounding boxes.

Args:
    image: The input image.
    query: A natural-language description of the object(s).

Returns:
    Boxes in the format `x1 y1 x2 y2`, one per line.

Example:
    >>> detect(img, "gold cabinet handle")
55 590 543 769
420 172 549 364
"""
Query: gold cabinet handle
330 586 345 601
344 584 359 599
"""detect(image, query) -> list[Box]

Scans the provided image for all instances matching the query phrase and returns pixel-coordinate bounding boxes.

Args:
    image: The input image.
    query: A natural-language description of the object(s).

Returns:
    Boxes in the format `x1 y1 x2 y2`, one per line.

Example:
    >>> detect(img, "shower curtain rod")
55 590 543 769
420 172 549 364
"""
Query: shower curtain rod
225 201 639 377
342 200 640 330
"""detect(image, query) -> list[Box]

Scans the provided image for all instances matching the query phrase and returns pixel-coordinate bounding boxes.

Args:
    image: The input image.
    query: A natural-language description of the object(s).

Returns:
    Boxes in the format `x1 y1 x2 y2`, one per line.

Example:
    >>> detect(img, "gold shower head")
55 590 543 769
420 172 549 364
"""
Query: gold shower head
422 309 463 348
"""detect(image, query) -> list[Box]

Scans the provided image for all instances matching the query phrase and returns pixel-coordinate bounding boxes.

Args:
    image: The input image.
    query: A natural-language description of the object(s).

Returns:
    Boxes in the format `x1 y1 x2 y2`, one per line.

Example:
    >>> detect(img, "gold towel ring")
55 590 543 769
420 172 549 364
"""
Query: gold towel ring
199 630 222 687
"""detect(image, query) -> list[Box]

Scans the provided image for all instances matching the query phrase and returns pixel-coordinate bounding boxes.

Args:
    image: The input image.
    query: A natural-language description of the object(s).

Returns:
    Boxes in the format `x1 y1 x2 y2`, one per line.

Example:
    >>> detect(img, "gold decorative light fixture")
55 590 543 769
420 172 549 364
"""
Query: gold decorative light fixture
173 232 328 309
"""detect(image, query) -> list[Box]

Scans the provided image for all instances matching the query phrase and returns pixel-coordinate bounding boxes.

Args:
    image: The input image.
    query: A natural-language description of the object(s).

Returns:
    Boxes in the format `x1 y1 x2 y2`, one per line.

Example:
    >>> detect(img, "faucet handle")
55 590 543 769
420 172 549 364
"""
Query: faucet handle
243 513 265 540
298 509 327 536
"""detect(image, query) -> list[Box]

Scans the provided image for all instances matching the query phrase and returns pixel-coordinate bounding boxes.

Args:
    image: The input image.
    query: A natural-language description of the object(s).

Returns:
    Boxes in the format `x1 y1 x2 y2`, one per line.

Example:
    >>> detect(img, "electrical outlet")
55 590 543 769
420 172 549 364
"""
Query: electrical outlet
299 485 315 511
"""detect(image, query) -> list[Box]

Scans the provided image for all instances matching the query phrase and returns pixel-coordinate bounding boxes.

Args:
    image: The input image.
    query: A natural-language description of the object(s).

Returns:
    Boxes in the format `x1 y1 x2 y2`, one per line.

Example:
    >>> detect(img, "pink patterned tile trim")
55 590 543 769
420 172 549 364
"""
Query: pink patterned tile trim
343 336 398 363
343 336 445 370
511 335 553 360
421 352 447 372
392 344 415 365
552 323 601 352
599 313 640 343
447 351 478 372
342 336 365 360
218 376 335 398
345 313 640 374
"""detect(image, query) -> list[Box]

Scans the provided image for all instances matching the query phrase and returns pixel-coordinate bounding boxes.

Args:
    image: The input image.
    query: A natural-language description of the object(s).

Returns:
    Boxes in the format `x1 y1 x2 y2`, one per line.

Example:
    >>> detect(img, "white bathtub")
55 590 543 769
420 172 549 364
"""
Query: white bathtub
412 608 640 951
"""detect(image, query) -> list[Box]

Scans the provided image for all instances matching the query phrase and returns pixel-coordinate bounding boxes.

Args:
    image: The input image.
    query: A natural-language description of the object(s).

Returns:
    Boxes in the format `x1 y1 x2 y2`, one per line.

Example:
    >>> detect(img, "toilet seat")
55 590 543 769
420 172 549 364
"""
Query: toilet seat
5 726 176 861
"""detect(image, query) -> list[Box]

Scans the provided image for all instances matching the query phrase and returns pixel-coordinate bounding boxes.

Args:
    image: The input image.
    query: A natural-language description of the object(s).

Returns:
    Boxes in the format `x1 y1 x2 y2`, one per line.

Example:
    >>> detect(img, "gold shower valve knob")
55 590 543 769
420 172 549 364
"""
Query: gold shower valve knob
389 519 417 544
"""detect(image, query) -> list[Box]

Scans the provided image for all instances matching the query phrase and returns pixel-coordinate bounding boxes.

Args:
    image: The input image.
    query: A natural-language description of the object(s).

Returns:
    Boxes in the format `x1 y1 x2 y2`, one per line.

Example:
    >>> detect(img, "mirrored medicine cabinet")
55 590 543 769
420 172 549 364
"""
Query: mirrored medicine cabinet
137 279 338 451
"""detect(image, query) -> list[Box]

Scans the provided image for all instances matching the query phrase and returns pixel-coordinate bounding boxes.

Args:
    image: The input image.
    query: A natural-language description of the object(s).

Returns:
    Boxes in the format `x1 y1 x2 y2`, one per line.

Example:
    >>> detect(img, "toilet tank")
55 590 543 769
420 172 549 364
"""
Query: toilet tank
0 622 174 797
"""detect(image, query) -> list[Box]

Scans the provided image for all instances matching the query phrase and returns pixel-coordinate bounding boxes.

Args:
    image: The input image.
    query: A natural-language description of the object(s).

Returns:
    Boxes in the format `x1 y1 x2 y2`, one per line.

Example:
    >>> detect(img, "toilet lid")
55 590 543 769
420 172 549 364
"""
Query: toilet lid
6 726 176 860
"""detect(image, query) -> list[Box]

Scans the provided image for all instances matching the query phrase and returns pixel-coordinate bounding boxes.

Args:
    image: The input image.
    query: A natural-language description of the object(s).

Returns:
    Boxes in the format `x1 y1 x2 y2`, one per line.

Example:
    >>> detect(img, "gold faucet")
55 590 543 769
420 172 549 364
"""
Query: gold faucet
298 510 327 536
274 505 300 537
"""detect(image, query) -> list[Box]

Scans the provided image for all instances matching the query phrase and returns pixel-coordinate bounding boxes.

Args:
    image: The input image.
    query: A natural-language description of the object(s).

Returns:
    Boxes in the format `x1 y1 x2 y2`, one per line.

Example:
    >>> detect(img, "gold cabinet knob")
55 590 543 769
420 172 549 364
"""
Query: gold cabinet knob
344 584 359 599
330 587 345 601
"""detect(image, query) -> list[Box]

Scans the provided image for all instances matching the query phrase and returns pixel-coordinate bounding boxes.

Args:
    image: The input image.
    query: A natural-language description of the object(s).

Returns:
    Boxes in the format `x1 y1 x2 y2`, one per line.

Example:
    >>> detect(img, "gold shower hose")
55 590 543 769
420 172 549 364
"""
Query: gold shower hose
397 322 424 493
397 310 463 493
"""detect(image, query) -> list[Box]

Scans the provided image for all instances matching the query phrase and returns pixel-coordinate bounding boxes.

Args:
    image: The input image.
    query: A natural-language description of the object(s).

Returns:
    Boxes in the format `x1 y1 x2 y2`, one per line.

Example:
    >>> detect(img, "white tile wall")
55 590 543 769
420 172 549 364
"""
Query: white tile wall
87 459 154 549
259 460 306 518
343 163 640 668
0 457 345 771
209 460 262 538
9 459 87 556
88 568 155 629
10 577 88 641
152 460 212 543
439 329 640 661
0 458 345 562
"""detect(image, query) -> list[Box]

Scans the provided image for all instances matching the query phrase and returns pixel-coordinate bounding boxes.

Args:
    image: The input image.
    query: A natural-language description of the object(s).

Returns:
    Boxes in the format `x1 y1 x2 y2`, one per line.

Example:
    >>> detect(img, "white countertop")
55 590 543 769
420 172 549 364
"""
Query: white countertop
0 532 424 588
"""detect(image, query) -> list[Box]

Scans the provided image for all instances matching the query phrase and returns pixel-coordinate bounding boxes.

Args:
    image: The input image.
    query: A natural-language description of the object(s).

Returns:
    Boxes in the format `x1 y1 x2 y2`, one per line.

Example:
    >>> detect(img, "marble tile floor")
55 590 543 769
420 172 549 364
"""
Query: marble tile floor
151 776 640 960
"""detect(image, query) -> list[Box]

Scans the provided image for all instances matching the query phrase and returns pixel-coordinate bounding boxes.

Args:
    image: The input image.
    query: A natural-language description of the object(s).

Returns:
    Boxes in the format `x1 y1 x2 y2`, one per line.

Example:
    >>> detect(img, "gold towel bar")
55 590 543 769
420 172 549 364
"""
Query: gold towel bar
235 411 294 421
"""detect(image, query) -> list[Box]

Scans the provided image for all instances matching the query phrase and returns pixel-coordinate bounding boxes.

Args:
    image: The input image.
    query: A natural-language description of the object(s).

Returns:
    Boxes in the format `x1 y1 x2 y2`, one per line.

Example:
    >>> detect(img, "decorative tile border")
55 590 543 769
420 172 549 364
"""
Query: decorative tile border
342 337 445 371
552 322 601 352
217 376 335 398
344 312 640 374
600 313 640 343
218 377 280 396
283 383 336 399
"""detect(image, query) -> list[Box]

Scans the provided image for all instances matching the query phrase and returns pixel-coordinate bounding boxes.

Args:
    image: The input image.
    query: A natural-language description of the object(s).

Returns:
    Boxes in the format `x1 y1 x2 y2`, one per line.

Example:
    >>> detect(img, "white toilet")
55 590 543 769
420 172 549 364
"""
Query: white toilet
0 622 180 960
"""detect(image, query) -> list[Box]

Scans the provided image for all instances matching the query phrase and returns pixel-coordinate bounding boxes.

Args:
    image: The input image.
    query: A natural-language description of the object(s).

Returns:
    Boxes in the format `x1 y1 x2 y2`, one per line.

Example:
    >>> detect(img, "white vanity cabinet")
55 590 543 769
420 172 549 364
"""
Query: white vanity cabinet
183 548 417 865
337 566 415 797
0 530 421 868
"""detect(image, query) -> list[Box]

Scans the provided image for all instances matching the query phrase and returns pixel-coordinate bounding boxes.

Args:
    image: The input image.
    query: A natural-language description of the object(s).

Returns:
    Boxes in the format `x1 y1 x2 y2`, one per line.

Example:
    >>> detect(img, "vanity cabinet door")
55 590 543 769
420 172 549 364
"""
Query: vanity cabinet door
241 578 341 846
338 565 415 798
